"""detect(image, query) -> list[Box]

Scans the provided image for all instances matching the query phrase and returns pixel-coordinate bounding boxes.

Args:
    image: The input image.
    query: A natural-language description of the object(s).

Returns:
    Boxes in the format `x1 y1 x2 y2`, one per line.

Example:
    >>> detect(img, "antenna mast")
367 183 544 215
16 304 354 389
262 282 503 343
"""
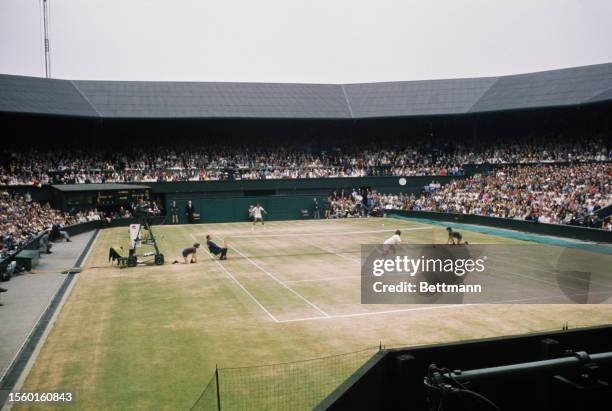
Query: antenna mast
42 0 51 78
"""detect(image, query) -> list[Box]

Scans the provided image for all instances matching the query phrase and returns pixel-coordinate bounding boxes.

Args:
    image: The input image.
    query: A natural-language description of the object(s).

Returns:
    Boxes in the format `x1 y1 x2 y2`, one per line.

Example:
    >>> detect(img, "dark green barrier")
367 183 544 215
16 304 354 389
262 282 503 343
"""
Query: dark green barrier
23 233 43 252
141 176 453 194
14 250 40 271
596 204 612 219
317 325 612 411
1 218 164 271
167 195 320 224
64 220 103 236
1 232 46 271
63 217 167 234
0 186 52 203
390 210 612 243
3 176 454 200
159 177 460 223
4 176 458 215
99 216 166 228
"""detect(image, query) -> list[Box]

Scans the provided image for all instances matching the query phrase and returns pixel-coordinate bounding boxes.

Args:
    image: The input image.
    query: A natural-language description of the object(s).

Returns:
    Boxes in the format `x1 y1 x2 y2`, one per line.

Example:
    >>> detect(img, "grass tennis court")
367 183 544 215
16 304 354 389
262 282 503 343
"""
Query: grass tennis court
17 218 612 410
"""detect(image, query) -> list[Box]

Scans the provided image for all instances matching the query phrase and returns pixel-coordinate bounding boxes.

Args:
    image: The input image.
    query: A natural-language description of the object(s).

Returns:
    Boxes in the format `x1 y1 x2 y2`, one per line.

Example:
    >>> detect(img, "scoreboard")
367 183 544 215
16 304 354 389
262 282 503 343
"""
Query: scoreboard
51 184 151 210
94 189 150 206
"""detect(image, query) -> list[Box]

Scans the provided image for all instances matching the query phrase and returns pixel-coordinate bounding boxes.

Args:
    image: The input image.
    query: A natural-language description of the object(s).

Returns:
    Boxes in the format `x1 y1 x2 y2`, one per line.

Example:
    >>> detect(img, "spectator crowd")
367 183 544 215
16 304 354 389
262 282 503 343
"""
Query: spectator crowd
0 192 141 258
405 163 612 226
321 189 412 218
1 136 609 186
1 159 610 260
0 135 610 250
324 163 611 229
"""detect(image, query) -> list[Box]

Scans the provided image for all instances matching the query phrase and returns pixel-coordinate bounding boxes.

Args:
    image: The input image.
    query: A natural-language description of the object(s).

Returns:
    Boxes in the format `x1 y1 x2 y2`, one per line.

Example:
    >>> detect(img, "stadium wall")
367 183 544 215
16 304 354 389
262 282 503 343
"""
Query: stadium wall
2 176 455 221
158 176 450 223
316 325 612 411
389 210 612 243
145 176 442 195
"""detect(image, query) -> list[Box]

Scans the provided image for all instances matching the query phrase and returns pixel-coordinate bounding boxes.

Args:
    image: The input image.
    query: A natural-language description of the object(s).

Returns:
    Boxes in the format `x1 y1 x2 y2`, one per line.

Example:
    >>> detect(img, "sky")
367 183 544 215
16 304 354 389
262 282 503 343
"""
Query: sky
1 0 611 84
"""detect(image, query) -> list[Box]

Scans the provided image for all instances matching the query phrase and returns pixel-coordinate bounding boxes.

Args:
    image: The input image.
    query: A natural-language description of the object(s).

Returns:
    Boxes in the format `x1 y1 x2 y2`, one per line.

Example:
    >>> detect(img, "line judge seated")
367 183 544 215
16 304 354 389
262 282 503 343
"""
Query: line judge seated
206 235 228 260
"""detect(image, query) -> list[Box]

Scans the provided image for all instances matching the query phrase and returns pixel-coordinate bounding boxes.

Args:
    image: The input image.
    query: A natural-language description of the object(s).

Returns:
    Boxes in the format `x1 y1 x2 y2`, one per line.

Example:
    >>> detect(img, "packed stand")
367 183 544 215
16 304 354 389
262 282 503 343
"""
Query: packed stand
405 163 612 227
323 163 612 228
323 189 415 218
0 192 143 258
1 136 609 185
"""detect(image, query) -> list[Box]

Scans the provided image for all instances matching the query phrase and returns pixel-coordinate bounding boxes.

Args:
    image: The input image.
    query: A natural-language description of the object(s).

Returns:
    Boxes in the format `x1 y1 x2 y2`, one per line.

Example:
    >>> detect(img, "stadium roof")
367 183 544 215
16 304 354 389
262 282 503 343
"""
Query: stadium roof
1 63 611 119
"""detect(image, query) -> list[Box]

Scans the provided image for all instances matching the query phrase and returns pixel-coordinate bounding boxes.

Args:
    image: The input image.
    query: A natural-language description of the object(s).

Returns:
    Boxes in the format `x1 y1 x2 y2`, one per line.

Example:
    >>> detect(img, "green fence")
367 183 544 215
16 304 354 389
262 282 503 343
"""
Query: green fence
162 176 457 224
146 176 451 195
189 347 379 411
167 195 322 224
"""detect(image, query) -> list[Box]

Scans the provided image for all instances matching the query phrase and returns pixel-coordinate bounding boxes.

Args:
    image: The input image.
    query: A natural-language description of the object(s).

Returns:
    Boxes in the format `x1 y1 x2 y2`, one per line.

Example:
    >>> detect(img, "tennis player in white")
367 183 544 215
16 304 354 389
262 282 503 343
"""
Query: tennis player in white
383 230 402 254
384 230 402 245
251 202 267 230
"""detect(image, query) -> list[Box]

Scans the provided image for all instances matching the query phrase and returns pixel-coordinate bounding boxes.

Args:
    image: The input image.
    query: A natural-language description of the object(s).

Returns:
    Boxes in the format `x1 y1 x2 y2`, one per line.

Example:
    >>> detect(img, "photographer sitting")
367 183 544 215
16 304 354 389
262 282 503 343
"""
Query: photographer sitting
51 223 71 242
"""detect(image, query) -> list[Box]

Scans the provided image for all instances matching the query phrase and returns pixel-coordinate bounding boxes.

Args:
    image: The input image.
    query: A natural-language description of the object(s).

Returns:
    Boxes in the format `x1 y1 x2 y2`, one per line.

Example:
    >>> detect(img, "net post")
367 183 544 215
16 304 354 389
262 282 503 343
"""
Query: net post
215 364 221 411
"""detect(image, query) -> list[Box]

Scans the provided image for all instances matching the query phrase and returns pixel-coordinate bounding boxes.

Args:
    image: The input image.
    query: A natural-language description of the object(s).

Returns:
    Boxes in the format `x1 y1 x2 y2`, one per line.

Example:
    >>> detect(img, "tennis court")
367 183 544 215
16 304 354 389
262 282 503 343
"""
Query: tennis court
16 218 612 410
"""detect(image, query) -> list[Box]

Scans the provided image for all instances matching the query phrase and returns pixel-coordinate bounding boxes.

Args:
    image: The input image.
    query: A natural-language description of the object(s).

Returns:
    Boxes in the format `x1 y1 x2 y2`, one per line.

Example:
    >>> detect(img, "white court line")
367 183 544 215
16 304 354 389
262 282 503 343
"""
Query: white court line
189 233 279 323
507 255 612 289
491 266 564 289
496 263 612 294
491 265 585 292
298 224 438 264
202 227 431 239
284 275 358 283
215 235 331 318
277 304 475 323
276 287 612 323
